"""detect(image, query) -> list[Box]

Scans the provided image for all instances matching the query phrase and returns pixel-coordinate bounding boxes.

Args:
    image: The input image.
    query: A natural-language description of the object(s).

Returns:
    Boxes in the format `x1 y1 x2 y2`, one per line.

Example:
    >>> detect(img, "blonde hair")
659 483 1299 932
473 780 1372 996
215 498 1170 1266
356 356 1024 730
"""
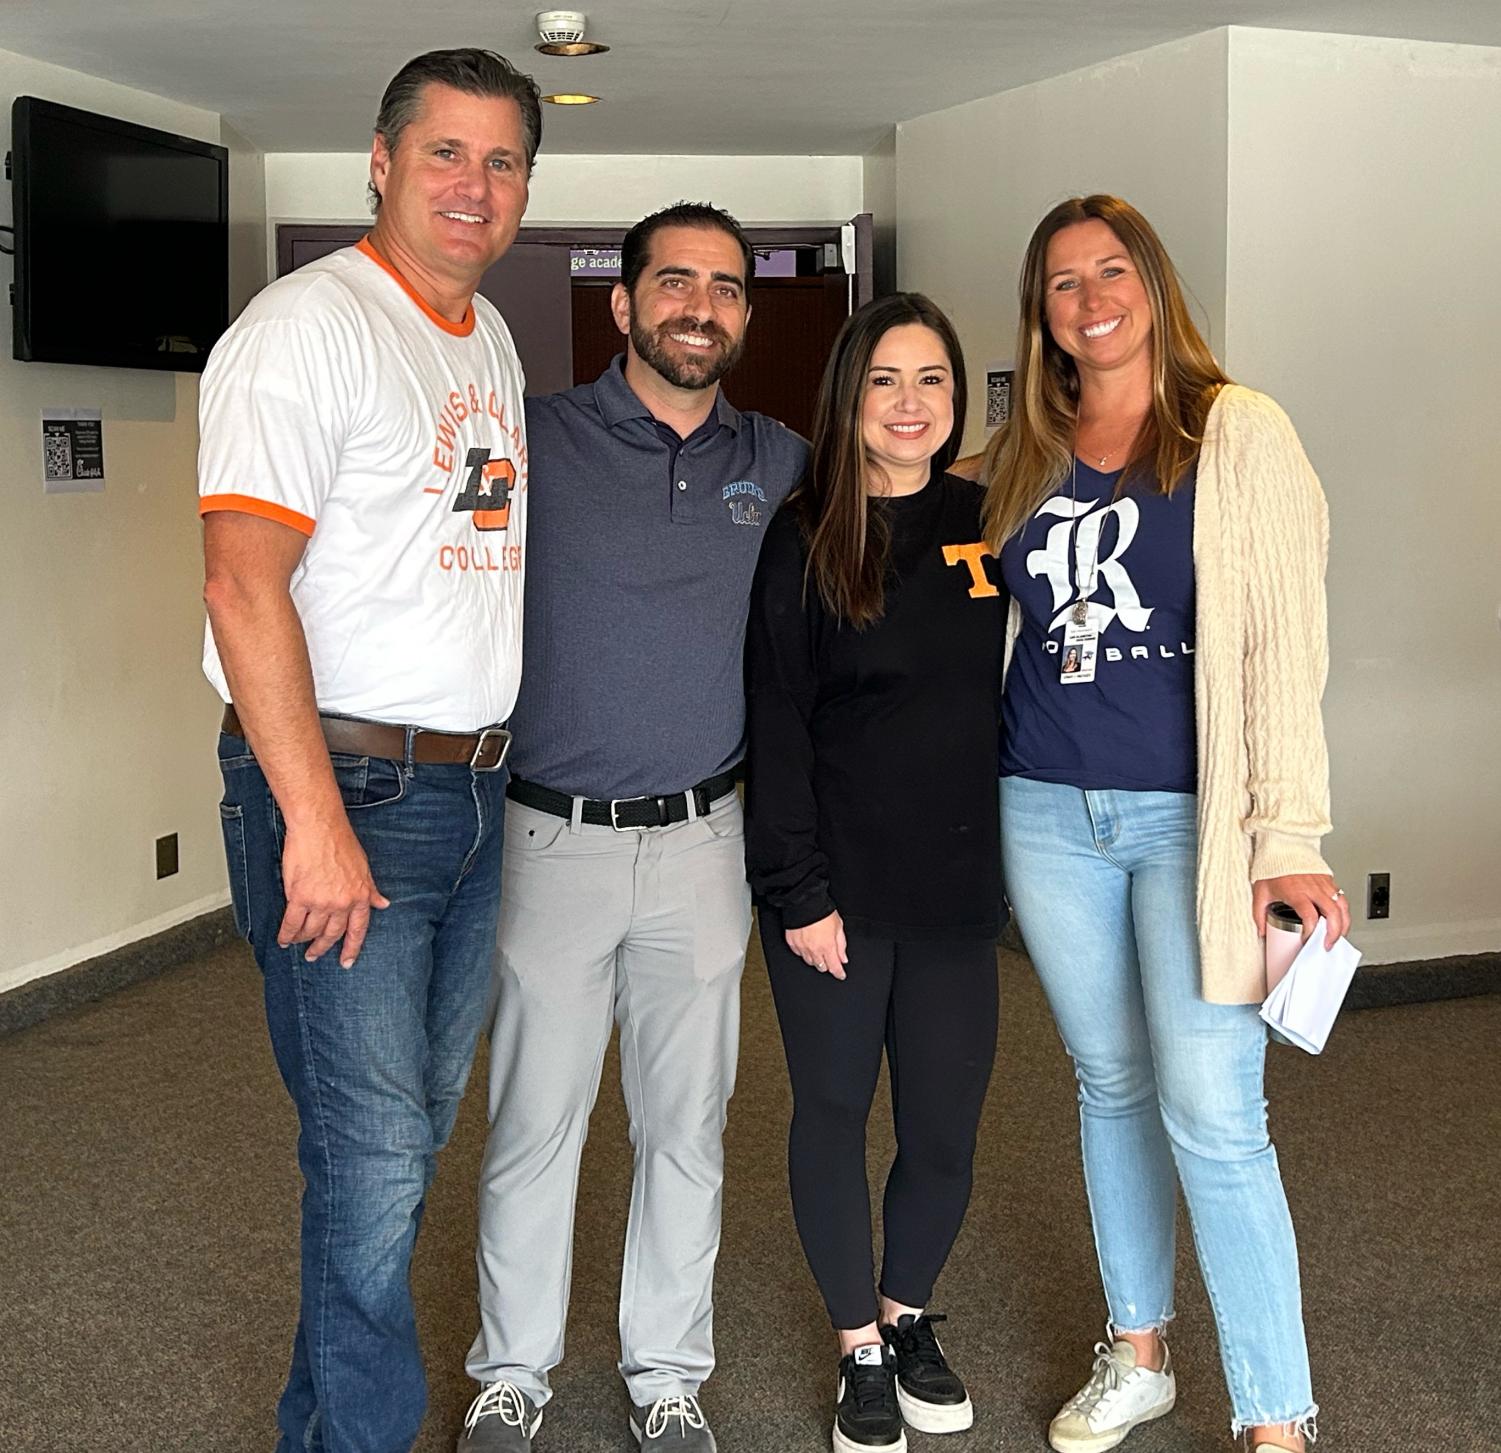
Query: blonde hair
981 195 1231 550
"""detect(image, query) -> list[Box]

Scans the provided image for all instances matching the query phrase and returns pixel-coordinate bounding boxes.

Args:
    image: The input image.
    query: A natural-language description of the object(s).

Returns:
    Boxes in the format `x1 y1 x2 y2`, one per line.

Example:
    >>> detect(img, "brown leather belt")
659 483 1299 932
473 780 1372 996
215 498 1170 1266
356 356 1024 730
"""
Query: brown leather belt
221 705 511 771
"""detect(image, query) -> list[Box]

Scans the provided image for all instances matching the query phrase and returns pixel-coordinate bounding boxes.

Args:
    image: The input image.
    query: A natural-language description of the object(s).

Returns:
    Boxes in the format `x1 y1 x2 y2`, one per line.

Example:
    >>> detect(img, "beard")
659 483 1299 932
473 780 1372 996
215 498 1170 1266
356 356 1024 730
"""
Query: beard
629 311 746 390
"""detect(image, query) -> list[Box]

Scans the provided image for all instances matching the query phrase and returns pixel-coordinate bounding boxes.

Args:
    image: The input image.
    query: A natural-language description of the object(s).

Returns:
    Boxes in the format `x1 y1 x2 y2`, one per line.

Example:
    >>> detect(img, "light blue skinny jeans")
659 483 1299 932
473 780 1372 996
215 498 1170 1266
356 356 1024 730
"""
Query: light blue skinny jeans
1000 776 1317 1439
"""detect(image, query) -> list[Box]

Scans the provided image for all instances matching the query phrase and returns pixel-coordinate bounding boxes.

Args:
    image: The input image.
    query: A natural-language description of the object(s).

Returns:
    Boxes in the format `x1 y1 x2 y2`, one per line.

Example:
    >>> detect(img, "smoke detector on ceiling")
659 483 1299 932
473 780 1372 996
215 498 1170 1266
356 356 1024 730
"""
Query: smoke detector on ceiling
536 11 609 56
537 10 585 43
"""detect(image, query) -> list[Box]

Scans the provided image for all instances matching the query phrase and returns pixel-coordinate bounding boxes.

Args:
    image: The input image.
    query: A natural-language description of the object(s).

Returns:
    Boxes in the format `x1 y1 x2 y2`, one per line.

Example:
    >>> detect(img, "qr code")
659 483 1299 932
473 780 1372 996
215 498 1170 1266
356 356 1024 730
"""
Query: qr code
44 429 73 482
985 373 1012 430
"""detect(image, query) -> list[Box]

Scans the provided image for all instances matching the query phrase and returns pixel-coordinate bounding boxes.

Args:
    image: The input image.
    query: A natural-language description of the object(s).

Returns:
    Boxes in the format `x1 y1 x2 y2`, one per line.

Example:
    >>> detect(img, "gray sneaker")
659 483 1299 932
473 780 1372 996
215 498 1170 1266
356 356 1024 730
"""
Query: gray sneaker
457 1381 543 1452
630 1393 717 1451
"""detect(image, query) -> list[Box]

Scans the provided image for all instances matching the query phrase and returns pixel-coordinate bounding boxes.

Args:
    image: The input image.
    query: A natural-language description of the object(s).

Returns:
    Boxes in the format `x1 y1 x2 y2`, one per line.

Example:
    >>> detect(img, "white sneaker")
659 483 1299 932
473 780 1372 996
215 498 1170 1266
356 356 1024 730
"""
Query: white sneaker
1046 1337 1176 1453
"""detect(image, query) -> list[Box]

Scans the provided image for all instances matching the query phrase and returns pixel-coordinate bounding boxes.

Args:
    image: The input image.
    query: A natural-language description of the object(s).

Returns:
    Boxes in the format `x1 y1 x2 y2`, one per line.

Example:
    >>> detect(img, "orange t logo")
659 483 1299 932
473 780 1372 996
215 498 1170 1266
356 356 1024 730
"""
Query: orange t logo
943 542 999 598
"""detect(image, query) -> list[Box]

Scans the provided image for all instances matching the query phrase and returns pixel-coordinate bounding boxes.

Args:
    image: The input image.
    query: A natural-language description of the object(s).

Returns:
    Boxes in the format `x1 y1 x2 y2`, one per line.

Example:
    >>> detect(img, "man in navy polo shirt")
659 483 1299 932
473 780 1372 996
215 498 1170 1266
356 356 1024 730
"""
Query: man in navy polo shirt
459 203 808 1453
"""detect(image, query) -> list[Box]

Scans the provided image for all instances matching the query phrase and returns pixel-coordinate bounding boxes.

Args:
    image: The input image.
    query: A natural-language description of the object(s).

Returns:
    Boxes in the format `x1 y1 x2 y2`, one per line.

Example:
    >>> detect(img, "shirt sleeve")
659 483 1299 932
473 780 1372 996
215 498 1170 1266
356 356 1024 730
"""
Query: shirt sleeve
743 512 836 928
197 312 354 536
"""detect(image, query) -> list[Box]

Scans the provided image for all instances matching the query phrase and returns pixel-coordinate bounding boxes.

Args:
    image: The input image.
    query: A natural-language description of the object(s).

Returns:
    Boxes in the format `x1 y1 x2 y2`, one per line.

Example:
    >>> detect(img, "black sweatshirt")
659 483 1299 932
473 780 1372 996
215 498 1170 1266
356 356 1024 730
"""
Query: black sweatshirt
744 471 1009 942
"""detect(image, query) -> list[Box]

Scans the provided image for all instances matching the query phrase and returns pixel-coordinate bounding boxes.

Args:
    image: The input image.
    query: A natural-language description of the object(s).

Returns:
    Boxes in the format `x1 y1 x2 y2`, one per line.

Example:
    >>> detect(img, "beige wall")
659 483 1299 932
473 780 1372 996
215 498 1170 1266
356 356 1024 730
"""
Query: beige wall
894 24 1501 965
862 129 897 298
224 122 268 317
2 56 858 999
1225 29 1501 962
6 25 1495 993
265 151 865 236
0 49 248 994
895 28 1230 456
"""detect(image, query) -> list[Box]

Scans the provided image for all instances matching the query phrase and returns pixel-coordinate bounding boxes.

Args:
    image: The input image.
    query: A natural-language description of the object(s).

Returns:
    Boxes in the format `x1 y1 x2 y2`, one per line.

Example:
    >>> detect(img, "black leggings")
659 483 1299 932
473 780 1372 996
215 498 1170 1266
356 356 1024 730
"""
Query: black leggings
760 910 999 1330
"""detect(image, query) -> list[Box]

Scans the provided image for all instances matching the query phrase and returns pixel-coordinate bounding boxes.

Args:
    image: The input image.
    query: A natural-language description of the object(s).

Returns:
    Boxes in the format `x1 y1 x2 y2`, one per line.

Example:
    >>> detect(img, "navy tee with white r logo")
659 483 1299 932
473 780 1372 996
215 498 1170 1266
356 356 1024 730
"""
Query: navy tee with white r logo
999 461 1197 793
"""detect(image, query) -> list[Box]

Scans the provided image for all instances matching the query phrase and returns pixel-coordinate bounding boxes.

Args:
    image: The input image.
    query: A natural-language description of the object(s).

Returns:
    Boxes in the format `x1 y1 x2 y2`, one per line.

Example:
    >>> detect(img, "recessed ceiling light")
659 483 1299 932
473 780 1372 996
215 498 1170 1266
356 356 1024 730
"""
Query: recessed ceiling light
541 93 601 105
537 40 609 56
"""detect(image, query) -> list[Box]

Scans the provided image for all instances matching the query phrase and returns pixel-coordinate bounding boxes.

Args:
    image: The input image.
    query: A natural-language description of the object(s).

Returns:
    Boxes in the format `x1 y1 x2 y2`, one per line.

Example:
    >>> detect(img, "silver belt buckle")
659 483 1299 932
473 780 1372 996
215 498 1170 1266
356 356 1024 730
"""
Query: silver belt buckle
609 795 654 831
470 727 512 772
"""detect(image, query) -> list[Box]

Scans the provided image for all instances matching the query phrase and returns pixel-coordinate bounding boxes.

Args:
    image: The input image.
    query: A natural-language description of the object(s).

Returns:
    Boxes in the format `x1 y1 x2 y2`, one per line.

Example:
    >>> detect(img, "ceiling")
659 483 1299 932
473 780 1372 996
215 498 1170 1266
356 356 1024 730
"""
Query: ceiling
5 0 1499 155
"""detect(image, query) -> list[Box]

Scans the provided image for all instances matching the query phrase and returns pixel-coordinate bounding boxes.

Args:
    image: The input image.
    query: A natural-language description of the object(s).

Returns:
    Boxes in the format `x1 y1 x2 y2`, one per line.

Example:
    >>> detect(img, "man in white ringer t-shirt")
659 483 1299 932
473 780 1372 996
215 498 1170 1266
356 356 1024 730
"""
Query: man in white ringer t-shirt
199 49 538 1453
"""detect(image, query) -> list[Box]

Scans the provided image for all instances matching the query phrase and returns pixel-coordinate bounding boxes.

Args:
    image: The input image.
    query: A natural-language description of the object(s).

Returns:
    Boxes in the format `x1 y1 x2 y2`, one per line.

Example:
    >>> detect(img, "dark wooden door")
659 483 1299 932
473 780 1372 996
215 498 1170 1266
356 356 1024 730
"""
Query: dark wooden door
277 224 368 275
475 245 572 396
274 226 571 396
570 275 847 439
278 225 852 432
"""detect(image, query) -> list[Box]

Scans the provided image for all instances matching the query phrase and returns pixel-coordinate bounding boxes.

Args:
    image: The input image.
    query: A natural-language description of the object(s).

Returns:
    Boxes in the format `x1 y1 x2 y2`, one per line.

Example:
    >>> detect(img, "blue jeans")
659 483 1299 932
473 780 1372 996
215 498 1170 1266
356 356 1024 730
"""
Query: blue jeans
218 732 508 1453
999 776 1316 1438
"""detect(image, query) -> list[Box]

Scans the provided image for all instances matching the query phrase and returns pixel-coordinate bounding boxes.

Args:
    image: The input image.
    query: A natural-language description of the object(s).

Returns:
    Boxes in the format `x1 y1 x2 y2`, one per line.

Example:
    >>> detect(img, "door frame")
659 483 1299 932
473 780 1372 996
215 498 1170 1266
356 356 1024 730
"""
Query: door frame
274 221 872 298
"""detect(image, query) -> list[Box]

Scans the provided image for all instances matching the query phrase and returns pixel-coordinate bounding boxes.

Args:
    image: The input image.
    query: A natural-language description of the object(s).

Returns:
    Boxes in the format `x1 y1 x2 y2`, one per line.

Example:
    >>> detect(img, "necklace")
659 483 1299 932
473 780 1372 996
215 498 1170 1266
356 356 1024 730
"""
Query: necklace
1081 417 1143 471
1088 436 1135 469
1072 414 1139 625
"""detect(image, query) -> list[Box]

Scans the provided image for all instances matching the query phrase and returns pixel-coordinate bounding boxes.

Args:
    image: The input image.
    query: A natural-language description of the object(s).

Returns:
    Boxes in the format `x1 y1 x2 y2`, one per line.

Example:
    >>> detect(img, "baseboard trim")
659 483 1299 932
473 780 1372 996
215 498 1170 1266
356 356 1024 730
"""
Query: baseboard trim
1346 951 1501 1011
1006 916 1498 1010
1 913 1494 1037
0 907 239 1039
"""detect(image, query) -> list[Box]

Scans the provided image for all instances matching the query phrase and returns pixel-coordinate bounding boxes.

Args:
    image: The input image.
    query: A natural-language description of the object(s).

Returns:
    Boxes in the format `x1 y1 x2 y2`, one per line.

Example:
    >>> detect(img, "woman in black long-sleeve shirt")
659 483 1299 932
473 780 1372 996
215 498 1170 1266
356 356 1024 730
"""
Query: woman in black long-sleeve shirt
745 294 1007 1453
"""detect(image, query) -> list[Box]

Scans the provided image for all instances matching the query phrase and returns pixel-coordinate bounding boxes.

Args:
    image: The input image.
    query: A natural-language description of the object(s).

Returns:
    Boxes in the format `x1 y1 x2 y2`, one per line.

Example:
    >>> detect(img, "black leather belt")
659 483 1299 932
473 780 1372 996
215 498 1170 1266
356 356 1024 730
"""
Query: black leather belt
507 771 737 830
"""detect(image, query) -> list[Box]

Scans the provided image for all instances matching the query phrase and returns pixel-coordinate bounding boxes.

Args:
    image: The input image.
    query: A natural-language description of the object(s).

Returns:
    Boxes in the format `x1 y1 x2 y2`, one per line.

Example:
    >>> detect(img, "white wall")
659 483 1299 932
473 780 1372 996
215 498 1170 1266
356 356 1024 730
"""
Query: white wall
895 28 1230 456
0 78 855 999
0 48 243 995
1225 29 1501 962
862 129 897 298
0 72 853 999
895 24 1501 965
7 27 1494 990
266 151 864 230
224 121 268 316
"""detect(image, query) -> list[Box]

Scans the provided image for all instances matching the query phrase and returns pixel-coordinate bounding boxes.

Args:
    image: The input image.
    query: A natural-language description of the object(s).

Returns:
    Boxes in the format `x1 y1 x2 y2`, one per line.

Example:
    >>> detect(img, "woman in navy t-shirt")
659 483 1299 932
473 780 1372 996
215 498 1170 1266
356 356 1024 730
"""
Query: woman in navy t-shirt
983 196 1347 1453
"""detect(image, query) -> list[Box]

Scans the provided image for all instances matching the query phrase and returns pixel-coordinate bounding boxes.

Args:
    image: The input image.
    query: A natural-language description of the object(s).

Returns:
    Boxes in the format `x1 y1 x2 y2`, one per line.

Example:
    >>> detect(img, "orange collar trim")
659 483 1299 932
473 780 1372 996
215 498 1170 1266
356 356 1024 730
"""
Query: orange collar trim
356 236 476 337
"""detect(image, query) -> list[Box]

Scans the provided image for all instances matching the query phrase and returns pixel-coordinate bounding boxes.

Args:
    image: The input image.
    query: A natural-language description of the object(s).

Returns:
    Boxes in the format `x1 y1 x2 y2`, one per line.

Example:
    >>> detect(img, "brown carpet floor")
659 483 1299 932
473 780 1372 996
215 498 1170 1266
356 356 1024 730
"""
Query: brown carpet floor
1 932 1496 1452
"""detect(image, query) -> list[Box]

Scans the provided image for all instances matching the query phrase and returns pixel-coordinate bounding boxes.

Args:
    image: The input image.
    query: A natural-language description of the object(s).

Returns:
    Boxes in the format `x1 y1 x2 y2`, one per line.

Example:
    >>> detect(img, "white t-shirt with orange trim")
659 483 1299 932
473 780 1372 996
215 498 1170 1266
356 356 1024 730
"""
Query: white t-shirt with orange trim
199 240 527 732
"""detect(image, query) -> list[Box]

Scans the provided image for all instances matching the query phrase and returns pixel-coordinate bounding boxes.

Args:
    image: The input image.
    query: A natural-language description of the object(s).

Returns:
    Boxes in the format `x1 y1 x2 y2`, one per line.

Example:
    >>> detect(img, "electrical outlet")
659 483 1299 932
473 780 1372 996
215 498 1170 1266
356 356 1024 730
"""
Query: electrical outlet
1366 872 1390 920
155 833 179 880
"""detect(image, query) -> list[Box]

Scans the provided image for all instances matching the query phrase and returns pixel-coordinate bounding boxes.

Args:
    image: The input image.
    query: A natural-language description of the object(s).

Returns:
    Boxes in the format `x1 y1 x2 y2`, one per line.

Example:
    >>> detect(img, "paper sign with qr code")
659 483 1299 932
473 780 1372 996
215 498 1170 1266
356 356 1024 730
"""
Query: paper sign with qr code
42 408 105 493
985 366 1014 430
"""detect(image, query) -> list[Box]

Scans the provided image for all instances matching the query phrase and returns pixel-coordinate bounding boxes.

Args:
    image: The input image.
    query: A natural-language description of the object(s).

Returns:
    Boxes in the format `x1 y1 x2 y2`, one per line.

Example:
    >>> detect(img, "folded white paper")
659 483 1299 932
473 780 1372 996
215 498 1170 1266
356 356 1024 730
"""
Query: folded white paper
1259 917 1362 1054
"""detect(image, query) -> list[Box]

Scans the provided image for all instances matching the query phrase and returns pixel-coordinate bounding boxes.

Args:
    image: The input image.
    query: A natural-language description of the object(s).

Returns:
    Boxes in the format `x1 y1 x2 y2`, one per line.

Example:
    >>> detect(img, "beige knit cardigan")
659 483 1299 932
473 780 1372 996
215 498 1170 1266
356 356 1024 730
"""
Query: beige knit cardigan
1003 384 1333 1004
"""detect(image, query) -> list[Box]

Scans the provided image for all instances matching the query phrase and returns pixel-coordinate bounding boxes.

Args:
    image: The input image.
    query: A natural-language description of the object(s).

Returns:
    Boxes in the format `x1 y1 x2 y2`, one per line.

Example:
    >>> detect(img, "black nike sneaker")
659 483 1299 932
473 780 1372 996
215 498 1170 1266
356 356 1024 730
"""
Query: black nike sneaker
881 1312 973 1434
833 1342 906 1452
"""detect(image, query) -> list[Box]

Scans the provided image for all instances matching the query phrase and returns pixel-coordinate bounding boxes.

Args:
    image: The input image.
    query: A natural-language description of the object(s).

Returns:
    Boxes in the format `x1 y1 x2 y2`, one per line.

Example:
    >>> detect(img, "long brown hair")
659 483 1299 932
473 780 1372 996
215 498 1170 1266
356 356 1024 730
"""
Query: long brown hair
980 195 1230 549
794 293 967 627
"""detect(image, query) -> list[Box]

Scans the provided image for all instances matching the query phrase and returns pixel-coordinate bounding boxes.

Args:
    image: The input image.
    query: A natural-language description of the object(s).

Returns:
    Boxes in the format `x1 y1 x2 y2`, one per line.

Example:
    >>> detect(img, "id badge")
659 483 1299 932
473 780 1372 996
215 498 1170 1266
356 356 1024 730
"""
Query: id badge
1060 620 1099 684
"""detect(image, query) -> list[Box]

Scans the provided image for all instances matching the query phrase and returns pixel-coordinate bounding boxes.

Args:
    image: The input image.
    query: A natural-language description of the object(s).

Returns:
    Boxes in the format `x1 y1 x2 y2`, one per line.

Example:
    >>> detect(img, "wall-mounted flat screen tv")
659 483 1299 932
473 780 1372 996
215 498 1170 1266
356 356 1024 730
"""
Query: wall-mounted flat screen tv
11 97 229 372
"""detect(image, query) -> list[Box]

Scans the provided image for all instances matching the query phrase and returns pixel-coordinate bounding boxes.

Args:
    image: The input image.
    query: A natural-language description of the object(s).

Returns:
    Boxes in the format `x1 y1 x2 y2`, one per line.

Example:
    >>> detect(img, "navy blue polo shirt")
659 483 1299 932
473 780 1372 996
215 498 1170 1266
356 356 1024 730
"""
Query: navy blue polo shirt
1000 461 1197 793
507 355 809 799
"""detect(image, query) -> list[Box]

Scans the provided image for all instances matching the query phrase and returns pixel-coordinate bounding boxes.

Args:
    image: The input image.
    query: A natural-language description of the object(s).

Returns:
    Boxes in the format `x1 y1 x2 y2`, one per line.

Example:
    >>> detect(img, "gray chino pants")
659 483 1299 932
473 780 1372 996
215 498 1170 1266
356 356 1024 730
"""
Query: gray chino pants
465 792 751 1409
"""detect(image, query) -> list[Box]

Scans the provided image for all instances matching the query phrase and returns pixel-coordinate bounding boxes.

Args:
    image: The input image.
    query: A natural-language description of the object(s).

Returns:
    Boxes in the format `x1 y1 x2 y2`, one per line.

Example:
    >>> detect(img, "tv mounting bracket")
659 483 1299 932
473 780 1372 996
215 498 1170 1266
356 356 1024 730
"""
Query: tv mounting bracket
2 153 11 283
2 150 11 283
